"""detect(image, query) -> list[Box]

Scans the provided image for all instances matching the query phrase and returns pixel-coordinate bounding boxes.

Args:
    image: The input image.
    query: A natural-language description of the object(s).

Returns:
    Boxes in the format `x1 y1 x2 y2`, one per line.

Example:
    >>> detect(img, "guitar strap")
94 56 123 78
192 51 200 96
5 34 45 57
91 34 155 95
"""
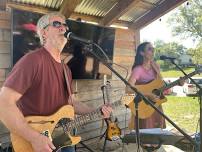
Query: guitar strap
62 60 74 106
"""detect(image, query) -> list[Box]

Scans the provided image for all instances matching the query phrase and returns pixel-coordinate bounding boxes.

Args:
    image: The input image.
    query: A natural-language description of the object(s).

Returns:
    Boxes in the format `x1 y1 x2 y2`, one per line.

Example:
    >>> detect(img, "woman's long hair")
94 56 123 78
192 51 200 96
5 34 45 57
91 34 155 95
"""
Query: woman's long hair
132 42 150 69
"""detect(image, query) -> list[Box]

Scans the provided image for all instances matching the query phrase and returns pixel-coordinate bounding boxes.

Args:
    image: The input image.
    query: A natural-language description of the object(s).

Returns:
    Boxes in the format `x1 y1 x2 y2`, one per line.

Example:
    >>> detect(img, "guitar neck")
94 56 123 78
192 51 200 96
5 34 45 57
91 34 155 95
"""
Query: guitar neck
161 70 198 91
68 100 121 130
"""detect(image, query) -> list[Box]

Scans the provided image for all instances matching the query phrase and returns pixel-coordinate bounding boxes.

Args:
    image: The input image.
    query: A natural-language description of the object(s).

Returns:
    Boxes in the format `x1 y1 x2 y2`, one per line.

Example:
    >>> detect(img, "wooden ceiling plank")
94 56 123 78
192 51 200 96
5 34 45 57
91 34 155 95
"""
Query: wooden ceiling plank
7 1 56 14
129 0 187 30
99 0 141 26
59 0 82 18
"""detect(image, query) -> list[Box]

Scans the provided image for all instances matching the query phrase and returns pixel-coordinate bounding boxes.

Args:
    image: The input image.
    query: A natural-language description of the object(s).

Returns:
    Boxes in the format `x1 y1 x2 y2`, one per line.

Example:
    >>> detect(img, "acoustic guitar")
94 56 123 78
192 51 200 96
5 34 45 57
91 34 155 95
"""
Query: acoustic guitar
126 68 202 125
11 96 128 152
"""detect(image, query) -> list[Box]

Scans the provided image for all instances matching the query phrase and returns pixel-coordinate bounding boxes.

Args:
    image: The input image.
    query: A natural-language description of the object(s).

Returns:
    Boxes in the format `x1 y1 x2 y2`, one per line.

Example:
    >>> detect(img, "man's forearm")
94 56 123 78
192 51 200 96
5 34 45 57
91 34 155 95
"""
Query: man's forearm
0 102 39 143
73 100 95 115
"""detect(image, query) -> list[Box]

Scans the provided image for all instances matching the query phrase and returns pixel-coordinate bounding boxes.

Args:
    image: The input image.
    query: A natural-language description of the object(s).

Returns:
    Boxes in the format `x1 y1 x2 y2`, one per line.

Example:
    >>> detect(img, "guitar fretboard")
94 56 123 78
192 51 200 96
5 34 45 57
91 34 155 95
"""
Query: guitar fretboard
160 70 199 92
65 99 122 132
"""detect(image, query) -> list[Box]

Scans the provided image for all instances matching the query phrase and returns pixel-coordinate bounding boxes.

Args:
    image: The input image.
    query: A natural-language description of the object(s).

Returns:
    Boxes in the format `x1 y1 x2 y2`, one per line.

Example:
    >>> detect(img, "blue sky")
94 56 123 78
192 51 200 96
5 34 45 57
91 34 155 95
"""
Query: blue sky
140 10 197 49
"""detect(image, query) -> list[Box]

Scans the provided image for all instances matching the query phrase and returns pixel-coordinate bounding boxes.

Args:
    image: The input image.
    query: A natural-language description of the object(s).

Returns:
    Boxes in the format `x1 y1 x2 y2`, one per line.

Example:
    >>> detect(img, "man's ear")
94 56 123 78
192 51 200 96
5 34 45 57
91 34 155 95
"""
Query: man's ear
40 29 47 38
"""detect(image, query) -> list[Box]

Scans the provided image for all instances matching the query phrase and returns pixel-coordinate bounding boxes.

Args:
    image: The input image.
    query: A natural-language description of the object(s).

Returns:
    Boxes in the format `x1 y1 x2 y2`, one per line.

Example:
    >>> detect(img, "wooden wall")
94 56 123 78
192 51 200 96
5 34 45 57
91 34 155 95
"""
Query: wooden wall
0 10 11 88
0 9 11 146
0 10 139 143
72 28 138 140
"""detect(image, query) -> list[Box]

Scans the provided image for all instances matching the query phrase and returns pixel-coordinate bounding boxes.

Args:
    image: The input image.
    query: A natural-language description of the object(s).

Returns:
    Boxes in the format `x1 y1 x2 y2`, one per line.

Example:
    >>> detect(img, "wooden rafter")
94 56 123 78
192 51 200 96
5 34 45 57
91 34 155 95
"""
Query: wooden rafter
137 1 155 10
70 12 101 23
7 1 56 14
129 0 187 30
59 0 82 18
99 0 141 26
70 12 130 27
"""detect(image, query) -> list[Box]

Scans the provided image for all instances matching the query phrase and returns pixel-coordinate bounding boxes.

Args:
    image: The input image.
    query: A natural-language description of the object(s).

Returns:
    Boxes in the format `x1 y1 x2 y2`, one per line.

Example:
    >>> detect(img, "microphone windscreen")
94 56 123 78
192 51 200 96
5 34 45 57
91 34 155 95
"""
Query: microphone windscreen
160 55 166 60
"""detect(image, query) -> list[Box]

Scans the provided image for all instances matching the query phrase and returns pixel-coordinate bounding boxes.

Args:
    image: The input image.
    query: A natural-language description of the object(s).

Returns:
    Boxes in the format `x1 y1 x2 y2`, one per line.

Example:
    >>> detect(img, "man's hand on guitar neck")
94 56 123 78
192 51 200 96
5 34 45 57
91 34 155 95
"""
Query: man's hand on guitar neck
101 104 113 119
30 133 56 152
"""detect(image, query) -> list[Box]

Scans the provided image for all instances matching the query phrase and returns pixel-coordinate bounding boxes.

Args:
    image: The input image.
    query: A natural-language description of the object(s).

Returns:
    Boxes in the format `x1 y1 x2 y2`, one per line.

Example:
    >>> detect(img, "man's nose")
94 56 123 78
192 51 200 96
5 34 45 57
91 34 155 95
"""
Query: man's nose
59 25 68 32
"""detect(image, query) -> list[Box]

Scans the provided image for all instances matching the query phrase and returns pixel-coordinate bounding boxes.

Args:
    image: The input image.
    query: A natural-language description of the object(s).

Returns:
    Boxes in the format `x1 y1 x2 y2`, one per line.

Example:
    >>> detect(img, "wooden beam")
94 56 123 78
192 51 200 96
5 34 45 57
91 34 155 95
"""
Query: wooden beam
129 0 187 30
99 0 141 26
7 1 56 14
0 0 6 11
70 12 130 27
137 1 155 10
59 0 82 18
70 12 101 23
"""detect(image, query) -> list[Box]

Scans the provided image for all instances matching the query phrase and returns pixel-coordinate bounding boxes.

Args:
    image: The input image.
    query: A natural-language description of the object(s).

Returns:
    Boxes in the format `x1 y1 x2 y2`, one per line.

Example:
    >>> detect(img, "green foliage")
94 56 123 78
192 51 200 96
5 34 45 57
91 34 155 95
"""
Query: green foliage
154 40 187 59
163 96 200 133
187 42 202 64
167 0 202 41
161 67 202 78
154 41 187 69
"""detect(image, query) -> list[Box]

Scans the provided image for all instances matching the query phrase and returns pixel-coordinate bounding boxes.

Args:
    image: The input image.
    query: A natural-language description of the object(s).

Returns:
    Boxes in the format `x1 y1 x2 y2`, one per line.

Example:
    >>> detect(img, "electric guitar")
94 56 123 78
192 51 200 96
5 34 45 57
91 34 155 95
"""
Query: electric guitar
11 96 128 152
126 68 202 126
104 81 121 141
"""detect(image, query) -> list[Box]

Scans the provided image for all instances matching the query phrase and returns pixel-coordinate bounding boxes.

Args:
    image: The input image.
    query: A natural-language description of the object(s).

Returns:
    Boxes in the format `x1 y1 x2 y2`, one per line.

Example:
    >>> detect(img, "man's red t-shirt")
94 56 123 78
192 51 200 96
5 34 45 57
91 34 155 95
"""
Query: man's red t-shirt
4 47 72 116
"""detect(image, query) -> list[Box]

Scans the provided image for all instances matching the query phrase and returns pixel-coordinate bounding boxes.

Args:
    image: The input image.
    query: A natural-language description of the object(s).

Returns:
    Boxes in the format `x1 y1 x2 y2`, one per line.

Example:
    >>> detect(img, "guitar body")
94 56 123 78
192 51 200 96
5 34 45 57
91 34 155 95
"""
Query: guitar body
11 105 81 152
106 119 121 141
102 80 121 141
128 79 167 120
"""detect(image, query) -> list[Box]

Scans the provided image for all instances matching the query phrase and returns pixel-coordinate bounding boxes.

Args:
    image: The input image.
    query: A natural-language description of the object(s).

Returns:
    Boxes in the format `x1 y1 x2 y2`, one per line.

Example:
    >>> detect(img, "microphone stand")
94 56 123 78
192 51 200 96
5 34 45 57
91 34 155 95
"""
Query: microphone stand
83 44 197 150
134 94 141 152
169 59 201 151
100 84 109 152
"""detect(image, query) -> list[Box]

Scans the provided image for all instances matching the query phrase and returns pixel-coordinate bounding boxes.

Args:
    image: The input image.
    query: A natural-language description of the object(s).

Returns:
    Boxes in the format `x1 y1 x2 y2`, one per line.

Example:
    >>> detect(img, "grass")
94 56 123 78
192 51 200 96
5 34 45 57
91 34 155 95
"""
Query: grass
161 67 202 78
162 96 200 134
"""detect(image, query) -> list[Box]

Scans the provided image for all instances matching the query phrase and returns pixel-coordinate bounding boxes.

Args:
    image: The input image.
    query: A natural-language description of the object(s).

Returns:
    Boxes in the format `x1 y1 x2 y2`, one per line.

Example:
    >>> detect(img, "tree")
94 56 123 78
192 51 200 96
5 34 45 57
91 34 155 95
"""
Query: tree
187 42 202 65
154 40 187 70
168 0 202 42
154 40 187 59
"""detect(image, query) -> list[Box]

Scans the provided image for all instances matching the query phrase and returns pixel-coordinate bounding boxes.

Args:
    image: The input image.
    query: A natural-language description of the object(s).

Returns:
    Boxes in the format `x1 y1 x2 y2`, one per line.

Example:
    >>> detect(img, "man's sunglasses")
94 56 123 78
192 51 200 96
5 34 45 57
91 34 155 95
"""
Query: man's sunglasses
44 21 68 29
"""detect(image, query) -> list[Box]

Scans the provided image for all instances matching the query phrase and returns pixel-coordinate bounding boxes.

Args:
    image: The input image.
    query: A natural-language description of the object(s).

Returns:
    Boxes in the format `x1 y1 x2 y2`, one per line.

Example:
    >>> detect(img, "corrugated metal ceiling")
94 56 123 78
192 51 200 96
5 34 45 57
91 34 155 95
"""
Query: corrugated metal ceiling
74 0 119 17
10 0 162 22
12 0 63 9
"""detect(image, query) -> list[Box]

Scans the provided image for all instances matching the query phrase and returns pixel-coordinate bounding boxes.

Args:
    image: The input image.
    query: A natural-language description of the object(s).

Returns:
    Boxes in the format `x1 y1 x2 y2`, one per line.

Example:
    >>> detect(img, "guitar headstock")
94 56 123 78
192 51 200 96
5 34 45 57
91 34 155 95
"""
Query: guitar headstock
121 94 135 105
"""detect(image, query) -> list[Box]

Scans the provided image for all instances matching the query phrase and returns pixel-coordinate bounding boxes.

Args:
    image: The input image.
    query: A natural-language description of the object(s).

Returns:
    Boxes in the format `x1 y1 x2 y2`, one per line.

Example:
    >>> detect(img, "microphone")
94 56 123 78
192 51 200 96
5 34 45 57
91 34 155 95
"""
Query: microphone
160 55 176 60
64 31 93 44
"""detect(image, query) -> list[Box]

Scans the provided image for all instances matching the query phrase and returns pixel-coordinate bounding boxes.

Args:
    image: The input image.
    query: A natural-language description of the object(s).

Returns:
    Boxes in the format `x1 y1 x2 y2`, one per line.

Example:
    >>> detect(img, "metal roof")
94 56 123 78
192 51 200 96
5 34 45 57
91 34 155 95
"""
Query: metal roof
74 0 118 17
6 0 187 29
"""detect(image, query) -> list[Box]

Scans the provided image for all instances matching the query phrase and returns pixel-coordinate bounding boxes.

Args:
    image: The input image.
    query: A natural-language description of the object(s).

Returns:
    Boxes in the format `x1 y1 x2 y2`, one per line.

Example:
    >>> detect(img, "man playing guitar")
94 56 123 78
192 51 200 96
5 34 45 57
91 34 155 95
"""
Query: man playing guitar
0 12 112 152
